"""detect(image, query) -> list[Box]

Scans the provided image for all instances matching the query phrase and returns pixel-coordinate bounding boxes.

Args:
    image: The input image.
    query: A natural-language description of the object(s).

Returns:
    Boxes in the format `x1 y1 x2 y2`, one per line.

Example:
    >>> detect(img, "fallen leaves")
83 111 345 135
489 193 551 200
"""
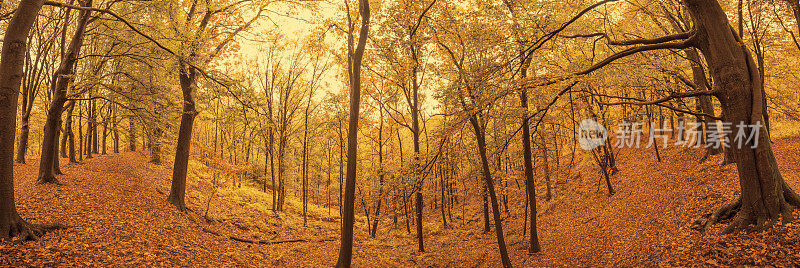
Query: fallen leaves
4 137 800 266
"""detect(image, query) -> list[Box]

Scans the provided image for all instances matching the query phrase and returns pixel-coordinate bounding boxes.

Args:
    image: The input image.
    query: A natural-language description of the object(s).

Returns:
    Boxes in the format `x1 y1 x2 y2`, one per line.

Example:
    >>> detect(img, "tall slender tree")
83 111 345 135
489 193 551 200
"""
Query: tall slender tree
336 0 370 265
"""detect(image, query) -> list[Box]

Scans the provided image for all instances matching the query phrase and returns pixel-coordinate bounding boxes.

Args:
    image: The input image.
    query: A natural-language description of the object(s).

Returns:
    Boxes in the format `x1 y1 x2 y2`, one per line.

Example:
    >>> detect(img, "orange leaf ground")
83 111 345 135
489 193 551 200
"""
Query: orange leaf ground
3 137 800 266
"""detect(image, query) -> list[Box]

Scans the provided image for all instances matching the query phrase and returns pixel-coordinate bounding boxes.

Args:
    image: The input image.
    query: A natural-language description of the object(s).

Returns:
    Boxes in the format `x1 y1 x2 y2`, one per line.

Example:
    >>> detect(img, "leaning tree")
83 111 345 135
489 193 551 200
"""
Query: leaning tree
568 0 800 233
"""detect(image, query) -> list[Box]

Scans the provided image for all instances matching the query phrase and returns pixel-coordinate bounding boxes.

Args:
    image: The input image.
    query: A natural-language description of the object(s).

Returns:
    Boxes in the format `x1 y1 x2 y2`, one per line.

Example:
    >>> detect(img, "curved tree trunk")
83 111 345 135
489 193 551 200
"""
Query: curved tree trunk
791 2 800 49
686 0 800 232
1 0 48 240
683 48 722 159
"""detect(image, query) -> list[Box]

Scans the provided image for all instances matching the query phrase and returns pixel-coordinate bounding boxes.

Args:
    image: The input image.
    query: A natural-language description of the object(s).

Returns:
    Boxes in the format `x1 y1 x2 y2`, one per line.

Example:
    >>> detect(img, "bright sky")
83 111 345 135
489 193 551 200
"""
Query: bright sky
228 0 345 95
216 0 440 115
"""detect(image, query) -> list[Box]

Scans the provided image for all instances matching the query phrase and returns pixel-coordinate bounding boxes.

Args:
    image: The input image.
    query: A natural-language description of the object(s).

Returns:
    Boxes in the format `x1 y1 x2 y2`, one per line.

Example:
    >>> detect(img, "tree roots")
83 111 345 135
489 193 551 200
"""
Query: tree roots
2 215 66 243
702 197 741 232
701 182 800 234
36 175 62 185
167 194 187 212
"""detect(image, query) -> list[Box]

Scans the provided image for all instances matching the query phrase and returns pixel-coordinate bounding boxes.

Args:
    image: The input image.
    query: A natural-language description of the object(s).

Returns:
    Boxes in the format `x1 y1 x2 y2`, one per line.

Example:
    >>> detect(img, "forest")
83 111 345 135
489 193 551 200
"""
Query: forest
2 0 800 266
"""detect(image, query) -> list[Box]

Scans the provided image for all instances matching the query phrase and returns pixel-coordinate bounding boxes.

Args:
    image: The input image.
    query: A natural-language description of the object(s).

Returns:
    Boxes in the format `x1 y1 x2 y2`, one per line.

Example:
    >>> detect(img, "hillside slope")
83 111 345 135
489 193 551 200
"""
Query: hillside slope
2 137 800 266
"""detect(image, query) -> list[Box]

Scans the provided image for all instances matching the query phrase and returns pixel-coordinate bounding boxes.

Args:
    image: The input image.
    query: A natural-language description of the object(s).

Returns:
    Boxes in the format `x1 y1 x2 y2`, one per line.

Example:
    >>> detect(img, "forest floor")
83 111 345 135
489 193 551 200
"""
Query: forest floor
3 136 800 267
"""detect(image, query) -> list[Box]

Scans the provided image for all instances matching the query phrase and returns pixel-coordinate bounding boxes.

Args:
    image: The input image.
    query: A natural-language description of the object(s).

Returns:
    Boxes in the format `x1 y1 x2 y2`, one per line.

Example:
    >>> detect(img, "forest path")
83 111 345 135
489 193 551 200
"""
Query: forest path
2 137 800 266
1 152 342 266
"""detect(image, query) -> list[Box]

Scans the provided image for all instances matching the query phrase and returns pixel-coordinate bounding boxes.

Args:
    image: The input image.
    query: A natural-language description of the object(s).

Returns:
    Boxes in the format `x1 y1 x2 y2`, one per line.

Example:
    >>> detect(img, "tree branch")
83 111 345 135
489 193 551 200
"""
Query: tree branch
576 33 697 75
599 88 721 106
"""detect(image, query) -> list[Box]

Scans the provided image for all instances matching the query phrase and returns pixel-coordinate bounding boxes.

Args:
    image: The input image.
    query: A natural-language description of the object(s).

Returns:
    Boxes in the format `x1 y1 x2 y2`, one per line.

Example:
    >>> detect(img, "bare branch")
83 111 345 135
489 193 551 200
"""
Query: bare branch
576 34 697 75
599 88 721 106
564 31 693 46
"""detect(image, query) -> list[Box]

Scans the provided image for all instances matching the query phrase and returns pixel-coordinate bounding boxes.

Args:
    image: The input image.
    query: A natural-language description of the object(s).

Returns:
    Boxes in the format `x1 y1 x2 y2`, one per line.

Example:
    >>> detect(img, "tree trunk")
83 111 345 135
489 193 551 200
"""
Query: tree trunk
685 48 722 159
53 126 62 175
302 86 312 226
65 101 77 163
336 0 370 265
168 63 198 211
1 0 48 240
600 145 616 196
686 0 800 233
371 107 385 237
61 121 69 159
15 111 31 164
101 109 107 155
14 44 40 165
112 108 119 153
128 117 136 151
277 136 285 211
61 101 75 160
415 192 424 252
269 130 276 210
469 115 512 267
791 2 800 50
78 104 83 161
539 133 552 201
85 103 93 159
483 182 490 234
37 0 92 184
403 187 411 233
439 163 447 228
91 100 98 154
519 70 541 253
149 126 162 164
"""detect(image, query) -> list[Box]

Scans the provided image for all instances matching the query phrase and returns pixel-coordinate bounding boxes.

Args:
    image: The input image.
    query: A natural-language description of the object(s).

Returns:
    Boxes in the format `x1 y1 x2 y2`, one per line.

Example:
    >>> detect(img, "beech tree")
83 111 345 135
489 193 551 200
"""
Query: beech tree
36 0 92 184
369 0 438 247
336 0 370 265
552 0 800 233
0 0 59 241
435 11 514 265
166 0 265 211
16 10 60 164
